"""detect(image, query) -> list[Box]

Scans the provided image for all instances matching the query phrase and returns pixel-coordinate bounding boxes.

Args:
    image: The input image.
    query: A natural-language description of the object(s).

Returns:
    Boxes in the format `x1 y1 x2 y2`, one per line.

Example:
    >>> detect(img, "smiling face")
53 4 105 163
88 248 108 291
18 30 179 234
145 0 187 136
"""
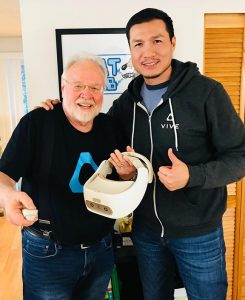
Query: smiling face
61 60 105 132
129 19 176 85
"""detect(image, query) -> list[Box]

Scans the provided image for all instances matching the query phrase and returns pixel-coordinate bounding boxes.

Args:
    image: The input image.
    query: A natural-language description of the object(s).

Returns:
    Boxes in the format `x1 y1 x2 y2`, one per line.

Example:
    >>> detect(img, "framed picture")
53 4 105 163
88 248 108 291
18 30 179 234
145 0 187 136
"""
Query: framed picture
56 28 135 112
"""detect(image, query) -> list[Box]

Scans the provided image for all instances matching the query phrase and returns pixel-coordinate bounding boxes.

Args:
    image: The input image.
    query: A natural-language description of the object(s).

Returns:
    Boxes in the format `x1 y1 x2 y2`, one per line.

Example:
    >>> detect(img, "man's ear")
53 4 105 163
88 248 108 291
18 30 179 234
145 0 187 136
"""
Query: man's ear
61 82 65 97
171 36 176 50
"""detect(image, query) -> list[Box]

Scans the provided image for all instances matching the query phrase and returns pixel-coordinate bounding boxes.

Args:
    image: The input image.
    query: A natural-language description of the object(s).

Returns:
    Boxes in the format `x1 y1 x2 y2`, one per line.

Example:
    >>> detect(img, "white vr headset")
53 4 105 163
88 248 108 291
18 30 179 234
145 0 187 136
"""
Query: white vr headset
84 152 153 219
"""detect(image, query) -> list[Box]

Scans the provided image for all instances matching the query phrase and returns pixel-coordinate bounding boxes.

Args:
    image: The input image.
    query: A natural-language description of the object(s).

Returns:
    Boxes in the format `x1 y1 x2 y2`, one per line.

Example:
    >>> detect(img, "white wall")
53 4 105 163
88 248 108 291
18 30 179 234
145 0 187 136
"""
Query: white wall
20 0 245 109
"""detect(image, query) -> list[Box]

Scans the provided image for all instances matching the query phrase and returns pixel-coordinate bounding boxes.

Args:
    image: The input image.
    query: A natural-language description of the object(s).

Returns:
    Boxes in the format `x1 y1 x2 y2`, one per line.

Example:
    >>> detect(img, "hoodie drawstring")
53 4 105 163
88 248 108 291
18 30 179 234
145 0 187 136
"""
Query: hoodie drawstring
168 98 179 152
132 98 179 152
131 102 136 148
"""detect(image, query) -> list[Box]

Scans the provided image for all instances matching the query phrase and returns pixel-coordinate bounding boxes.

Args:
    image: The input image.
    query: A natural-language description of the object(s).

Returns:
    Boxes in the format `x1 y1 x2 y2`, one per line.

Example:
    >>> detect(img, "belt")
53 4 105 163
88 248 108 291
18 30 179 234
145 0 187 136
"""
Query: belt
23 227 92 249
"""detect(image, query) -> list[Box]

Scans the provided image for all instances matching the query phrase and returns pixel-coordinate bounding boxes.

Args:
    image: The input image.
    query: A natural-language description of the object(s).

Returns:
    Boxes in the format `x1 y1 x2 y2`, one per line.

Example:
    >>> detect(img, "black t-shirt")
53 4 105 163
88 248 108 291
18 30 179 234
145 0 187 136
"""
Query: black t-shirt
0 104 126 244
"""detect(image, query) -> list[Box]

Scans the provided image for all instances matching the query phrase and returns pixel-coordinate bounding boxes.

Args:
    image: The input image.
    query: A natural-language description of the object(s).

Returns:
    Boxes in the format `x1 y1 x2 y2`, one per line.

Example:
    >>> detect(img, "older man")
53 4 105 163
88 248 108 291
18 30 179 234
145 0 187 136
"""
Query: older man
0 53 135 300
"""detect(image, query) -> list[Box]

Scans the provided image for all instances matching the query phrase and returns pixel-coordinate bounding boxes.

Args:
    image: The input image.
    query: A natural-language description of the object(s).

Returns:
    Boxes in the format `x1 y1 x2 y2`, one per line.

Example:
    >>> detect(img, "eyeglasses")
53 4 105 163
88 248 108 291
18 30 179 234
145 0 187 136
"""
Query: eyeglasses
62 78 104 95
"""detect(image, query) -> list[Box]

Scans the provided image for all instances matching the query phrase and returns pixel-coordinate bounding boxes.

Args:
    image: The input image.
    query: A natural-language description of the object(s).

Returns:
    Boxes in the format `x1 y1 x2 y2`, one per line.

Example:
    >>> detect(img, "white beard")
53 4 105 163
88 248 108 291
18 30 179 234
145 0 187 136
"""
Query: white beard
74 107 100 123
72 106 100 124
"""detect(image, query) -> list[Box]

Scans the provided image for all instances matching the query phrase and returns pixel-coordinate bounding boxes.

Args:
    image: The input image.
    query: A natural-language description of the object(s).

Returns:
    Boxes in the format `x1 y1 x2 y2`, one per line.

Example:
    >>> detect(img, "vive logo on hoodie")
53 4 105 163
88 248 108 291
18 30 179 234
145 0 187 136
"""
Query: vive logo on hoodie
161 113 179 129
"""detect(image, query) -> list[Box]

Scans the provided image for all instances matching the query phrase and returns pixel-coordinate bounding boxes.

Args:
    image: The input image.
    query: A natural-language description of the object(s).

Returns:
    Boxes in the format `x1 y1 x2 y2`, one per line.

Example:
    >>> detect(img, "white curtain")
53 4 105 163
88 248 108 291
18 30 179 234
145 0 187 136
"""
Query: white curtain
0 53 26 192
0 52 25 154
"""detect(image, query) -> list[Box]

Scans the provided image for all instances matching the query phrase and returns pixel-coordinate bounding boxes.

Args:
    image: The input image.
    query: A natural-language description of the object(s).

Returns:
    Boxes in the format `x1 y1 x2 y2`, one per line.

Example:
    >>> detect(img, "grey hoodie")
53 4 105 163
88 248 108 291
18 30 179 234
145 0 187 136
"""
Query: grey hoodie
108 59 245 238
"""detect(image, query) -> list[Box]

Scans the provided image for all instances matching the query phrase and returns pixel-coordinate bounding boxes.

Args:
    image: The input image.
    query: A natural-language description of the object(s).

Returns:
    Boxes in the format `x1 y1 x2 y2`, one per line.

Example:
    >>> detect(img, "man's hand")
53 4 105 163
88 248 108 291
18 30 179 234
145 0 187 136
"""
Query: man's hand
158 148 189 191
109 147 136 180
4 190 38 226
34 99 60 111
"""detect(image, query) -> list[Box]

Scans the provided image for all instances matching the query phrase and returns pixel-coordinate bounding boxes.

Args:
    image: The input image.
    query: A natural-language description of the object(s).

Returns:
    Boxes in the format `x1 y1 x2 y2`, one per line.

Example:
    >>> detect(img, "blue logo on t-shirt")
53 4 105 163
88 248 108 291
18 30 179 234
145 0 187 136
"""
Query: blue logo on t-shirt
69 152 98 193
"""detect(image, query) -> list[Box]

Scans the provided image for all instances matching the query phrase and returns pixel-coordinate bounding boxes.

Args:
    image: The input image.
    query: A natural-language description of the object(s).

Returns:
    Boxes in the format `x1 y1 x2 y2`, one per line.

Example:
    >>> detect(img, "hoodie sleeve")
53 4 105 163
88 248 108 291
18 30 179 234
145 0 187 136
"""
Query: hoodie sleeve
107 93 132 147
108 98 119 118
187 82 245 189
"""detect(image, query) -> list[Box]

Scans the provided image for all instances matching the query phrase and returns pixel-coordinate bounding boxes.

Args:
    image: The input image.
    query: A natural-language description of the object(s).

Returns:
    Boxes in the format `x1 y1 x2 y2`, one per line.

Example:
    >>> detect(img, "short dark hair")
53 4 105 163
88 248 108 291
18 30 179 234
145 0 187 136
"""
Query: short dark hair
126 8 174 44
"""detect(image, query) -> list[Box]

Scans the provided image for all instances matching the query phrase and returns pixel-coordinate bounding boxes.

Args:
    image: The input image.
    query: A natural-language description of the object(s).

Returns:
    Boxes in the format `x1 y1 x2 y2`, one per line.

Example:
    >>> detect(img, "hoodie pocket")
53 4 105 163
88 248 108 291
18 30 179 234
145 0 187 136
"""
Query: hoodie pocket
160 187 202 228
181 187 201 206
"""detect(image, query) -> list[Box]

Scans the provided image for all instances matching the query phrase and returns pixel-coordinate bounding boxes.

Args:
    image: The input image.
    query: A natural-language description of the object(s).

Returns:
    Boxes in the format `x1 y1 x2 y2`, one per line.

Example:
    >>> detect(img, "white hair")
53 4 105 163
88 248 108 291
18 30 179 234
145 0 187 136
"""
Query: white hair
62 52 107 85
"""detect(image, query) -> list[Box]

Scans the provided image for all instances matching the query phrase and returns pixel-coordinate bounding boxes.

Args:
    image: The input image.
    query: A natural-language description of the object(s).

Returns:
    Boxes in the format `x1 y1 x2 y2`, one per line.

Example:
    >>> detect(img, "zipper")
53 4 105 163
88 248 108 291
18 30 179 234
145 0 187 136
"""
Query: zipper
137 100 165 237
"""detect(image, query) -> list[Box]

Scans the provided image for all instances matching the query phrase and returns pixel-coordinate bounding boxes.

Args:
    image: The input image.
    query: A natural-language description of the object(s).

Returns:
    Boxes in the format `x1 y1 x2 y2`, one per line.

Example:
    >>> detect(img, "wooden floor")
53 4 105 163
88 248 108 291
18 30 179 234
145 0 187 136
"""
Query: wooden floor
0 214 22 300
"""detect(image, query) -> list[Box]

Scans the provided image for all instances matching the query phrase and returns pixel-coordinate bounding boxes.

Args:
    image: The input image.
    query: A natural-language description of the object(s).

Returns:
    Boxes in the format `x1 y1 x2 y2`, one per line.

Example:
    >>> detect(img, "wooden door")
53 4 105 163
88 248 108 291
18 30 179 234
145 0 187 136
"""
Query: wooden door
204 13 245 300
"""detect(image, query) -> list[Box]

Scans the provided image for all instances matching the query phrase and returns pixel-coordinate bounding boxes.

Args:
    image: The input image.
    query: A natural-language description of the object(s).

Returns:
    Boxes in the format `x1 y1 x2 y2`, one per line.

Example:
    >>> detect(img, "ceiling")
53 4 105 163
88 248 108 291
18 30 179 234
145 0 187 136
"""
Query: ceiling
0 0 21 37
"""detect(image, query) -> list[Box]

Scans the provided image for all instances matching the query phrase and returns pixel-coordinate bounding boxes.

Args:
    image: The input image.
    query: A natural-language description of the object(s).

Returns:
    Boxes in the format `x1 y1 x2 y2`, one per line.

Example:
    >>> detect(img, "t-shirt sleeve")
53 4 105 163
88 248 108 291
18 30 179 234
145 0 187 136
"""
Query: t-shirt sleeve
0 113 35 182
